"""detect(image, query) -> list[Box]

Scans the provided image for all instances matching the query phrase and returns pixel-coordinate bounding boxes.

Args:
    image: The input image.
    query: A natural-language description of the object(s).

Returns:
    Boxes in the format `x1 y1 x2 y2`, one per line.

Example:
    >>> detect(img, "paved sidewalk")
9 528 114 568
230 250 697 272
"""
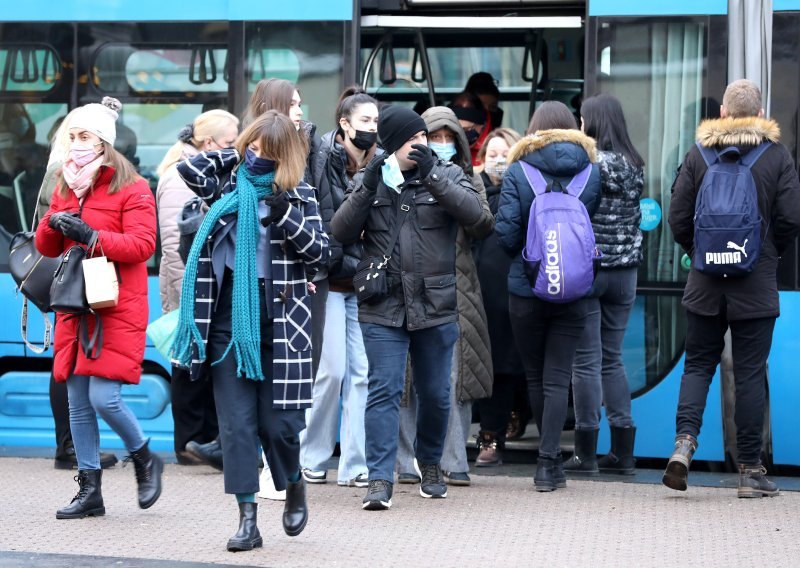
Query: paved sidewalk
1 457 799 567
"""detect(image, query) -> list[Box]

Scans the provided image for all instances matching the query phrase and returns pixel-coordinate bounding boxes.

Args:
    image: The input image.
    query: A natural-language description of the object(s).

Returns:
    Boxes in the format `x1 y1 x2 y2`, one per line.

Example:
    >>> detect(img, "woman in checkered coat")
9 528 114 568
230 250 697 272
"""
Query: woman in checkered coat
174 111 328 552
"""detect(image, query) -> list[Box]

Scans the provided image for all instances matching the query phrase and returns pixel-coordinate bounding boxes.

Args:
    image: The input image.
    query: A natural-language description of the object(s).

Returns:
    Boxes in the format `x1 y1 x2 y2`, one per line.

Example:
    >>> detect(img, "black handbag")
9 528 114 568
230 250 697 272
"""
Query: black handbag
50 244 90 314
353 190 413 304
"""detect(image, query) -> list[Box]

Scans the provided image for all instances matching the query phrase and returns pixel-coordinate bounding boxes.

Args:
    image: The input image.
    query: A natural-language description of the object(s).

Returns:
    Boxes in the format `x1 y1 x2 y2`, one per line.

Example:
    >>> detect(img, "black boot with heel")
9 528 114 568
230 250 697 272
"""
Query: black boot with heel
56 469 105 519
127 439 164 509
227 502 262 552
283 477 308 536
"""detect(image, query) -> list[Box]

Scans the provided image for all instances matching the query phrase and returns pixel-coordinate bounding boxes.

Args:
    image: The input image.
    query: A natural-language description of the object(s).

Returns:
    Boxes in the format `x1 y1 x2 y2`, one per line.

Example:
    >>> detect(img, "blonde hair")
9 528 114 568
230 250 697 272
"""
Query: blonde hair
236 110 307 191
242 78 296 129
156 109 239 177
56 142 142 198
477 127 522 163
722 79 763 118
48 109 80 167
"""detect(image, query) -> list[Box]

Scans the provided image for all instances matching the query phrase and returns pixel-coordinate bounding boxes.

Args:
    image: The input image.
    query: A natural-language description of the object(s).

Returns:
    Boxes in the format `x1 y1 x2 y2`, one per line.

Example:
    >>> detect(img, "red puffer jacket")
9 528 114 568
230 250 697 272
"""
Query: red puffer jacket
35 166 157 384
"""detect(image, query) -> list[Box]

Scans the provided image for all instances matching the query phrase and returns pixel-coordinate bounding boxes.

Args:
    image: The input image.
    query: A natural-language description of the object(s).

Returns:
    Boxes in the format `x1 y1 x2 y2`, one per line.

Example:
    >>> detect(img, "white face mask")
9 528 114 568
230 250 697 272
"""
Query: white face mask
381 153 404 193
484 158 508 179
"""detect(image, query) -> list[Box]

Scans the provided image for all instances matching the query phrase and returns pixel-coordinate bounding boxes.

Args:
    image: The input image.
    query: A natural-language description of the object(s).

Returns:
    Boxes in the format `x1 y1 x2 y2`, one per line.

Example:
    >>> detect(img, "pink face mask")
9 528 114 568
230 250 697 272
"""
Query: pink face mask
69 143 102 168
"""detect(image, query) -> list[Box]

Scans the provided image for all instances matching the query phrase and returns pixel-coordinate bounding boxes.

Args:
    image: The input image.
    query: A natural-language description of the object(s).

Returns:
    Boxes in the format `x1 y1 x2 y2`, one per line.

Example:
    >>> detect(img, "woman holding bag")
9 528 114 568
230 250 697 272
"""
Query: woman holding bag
35 97 163 518
173 110 327 552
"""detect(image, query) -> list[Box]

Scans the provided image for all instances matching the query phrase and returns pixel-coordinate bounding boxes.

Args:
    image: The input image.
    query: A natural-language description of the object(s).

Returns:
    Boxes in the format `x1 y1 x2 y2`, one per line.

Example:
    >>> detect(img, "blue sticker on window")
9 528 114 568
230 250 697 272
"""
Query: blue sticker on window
640 198 662 231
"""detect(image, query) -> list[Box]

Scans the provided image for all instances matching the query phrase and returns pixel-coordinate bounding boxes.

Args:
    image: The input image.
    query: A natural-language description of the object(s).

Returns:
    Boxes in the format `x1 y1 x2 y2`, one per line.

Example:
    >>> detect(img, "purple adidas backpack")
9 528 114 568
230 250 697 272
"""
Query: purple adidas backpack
520 161 601 303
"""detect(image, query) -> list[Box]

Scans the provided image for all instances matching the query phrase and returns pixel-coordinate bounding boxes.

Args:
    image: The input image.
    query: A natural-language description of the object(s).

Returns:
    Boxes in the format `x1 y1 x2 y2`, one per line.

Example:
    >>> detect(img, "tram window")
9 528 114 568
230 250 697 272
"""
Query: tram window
246 21 346 133
0 46 60 92
0 103 66 271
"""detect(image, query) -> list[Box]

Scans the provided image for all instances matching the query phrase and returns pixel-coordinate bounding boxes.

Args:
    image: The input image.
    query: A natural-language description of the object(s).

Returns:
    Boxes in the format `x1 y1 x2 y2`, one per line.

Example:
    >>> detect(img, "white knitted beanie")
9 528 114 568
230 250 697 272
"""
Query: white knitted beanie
69 96 121 145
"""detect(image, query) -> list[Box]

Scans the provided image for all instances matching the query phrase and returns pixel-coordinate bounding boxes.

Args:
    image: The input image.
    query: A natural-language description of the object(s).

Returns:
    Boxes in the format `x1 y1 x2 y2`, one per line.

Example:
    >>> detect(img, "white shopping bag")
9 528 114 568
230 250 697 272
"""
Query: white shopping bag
82 255 119 309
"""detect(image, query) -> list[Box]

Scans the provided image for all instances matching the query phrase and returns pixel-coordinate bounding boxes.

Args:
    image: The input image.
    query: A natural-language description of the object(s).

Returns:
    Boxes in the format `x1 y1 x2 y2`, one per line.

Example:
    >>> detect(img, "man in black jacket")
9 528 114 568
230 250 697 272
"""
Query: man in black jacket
331 105 483 510
664 80 800 497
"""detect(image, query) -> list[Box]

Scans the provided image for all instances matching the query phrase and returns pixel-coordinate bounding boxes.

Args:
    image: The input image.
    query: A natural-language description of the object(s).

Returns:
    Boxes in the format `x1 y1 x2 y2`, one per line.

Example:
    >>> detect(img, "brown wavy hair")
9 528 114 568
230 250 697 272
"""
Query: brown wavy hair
236 110 307 191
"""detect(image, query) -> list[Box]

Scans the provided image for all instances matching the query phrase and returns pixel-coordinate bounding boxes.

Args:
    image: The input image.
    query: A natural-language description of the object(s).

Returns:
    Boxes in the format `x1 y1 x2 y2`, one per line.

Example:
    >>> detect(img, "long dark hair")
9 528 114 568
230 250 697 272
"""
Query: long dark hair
336 85 378 123
243 78 296 128
581 94 644 168
526 101 577 134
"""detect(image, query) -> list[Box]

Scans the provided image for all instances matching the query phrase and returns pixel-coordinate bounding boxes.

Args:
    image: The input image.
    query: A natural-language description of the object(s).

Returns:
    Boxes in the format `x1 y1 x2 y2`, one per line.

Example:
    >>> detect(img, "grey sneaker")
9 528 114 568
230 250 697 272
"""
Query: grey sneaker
414 459 447 499
301 468 327 484
443 471 471 486
397 472 421 484
362 479 393 510
738 464 779 498
338 473 369 488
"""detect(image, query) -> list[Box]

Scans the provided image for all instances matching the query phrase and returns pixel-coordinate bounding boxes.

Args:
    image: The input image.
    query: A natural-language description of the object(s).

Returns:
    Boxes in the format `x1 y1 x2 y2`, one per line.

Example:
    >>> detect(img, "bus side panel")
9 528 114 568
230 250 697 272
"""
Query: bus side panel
768 292 800 466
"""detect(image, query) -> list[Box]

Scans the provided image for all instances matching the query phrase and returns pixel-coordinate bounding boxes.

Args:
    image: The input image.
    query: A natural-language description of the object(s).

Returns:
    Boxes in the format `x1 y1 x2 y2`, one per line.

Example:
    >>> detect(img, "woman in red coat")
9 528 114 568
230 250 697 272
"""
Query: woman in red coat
35 97 163 519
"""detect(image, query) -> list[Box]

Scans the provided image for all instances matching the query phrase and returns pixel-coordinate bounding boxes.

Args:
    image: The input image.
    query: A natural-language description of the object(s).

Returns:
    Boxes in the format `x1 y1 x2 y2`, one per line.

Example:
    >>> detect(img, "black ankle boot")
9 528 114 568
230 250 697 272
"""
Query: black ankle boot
127 439 164 509
662 434 697 491
185 438 223 471
534 456 558 492
598 426 636 475
283 477 308 536
563 428 599 476
56 469 105 519
54 440 118 470
738 463 779 498
227 502 263 552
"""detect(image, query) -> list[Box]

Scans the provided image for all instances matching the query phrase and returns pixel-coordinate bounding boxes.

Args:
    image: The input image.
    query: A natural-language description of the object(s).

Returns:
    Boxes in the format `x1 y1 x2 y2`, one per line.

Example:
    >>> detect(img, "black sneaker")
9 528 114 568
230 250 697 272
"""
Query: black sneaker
362 479 393 510
414 459 447 499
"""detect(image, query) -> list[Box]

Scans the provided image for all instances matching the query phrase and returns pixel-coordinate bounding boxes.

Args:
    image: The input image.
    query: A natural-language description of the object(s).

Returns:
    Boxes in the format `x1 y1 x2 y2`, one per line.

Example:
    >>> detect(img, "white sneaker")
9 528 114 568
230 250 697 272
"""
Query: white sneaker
302 468 328 484
258 462 286 501
337 473 369 488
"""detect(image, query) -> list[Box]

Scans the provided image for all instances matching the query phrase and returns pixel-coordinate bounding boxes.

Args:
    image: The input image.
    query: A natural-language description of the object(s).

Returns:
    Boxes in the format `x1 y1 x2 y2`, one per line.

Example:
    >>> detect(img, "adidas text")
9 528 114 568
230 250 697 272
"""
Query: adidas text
545 230 561 295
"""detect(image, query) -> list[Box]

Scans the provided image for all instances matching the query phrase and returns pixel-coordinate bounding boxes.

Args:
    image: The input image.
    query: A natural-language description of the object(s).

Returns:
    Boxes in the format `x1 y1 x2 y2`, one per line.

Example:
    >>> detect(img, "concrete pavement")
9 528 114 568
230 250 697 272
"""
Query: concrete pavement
1 457 799 567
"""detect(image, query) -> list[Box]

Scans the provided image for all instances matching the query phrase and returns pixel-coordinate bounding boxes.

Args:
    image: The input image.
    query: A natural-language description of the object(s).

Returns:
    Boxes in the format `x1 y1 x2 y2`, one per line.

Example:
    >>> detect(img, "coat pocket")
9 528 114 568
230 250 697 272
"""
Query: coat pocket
422 273 457 317
283 295 312 353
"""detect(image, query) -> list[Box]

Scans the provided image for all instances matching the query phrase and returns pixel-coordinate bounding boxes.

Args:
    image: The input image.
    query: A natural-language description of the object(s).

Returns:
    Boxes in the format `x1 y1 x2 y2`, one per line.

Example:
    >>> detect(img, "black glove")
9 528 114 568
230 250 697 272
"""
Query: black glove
362 154 387 192
48 212 70 231
260 191 292 227
408 143 436 180
55 213 98 245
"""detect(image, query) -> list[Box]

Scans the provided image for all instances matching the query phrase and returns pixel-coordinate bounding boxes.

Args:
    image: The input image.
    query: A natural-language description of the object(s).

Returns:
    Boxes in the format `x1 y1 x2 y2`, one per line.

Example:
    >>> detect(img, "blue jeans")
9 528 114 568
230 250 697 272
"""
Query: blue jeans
67 375 146 470
300 290 369 483
572 268 637 429
361 321 459 482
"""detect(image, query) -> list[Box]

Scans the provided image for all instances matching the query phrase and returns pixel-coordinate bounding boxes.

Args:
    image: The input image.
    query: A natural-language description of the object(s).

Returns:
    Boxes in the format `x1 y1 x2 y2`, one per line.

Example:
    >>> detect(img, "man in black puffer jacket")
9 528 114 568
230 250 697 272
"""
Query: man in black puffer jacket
331 105 483 510
664 80 800 498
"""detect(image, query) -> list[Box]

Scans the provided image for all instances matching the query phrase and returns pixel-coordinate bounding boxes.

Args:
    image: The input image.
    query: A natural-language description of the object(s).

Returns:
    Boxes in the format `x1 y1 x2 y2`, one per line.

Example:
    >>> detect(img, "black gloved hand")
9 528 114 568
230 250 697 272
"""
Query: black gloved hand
48 212 70 231
260 191 292 227
55 213 98 246
362 154 387 192
408 143 436 180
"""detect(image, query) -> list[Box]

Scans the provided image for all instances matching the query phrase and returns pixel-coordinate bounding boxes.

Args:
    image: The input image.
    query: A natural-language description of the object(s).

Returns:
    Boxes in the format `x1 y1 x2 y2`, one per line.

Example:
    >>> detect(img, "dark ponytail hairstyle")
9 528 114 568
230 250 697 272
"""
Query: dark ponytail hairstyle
336 85 378 124
581 94 644 168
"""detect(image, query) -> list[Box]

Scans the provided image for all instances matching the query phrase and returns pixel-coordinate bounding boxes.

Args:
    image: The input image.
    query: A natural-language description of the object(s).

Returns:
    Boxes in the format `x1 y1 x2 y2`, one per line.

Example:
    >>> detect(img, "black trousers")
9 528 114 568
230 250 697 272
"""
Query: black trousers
50 370 72 456
477 373 526 441
208 271 305 494
310 277 329 378
675 306 775 465
509 294 588 459
171 365 218 453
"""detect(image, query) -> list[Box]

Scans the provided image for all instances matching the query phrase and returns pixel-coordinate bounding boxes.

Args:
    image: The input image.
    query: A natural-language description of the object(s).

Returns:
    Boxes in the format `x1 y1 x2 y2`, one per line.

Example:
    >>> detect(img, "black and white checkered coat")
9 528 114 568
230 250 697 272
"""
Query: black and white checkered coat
176 149 328 409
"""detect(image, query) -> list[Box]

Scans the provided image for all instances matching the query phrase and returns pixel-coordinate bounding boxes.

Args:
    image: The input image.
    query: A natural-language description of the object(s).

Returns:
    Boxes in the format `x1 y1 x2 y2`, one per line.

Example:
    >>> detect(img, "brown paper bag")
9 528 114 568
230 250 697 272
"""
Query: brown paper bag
82 256 119 309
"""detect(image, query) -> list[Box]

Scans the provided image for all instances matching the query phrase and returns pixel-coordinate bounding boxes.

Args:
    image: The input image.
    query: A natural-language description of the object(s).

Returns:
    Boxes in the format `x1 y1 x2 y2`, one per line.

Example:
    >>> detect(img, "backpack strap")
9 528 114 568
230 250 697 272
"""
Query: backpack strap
740 141 772 169
695 141 719 167
565 164 593 197
519 161 549 196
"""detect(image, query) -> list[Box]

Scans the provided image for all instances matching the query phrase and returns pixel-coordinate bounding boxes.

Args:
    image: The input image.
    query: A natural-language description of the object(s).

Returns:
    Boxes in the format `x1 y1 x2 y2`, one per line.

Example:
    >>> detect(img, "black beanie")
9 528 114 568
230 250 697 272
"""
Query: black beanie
378 105 428 154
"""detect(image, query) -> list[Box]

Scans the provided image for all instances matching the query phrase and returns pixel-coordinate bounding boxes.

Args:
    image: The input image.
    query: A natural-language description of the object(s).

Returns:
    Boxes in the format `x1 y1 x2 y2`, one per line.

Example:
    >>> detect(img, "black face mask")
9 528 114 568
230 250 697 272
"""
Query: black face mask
244 148 276 175
350 129 378 151
466 129 481 146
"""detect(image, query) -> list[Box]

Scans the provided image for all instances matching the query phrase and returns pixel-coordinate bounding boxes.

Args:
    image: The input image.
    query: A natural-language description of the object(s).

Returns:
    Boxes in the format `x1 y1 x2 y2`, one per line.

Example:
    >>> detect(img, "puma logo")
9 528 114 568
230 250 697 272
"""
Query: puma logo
727 239 748 258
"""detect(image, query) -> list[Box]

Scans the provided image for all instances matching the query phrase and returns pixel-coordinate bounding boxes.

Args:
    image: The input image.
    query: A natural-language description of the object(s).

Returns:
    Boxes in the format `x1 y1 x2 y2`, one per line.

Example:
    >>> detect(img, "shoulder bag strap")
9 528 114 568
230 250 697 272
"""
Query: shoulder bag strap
378 189 414 267
20 298 52 354
79 312 103 360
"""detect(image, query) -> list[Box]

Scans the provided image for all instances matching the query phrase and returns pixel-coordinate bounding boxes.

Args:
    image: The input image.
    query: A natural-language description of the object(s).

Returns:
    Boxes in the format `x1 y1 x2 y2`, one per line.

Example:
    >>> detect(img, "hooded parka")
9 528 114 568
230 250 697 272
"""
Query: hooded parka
495 129 602 298
420 106 494 401
36 167 157 384
669 117 800 320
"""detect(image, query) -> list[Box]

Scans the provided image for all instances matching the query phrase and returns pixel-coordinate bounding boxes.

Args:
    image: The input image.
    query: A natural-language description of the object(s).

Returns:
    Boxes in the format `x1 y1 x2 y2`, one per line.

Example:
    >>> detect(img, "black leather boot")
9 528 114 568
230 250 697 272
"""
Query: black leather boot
662 434 697 491
563 428 599 476
738 463 779 498
283 477 308 536
54 440 118 470
185 438 223 471
553 451 567 488
128 439 164 509
534 456 558 492
598 426 636 475
227 502 263 552
56 469 105 519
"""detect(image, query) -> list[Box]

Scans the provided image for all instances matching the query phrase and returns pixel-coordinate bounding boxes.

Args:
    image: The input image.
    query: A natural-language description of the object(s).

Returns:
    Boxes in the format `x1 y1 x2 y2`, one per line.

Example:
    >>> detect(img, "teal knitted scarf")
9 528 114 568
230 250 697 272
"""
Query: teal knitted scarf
171 165 275 381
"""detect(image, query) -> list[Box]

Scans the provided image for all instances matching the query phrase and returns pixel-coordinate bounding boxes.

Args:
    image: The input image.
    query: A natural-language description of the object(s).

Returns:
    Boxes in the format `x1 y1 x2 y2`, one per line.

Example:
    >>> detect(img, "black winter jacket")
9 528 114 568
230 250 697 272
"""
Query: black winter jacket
593 151 644 268
669 116 800 320
495 129 602 298
331 159 484 330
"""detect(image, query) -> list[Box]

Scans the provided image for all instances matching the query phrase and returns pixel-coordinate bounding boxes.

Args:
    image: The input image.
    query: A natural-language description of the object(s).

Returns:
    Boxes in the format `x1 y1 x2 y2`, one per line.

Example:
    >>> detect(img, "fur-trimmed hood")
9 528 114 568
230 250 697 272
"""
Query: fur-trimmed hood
696 116 780 148
508 129 597 164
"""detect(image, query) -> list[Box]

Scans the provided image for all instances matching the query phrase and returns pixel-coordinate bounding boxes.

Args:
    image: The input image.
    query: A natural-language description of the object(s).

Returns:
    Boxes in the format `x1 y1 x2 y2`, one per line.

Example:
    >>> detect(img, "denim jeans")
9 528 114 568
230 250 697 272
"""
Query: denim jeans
509 294 588 459
300 290 369 483
571 267 638 429
676 308 775 465
361 321 459 482
67 375 146 470
396 345 472 474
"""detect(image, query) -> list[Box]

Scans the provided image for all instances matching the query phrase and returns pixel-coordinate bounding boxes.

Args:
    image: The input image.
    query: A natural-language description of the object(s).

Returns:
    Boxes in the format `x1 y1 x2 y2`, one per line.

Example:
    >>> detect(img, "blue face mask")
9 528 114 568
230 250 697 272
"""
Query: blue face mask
244 148 276 175
381 154 404 194
429 142 457 163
